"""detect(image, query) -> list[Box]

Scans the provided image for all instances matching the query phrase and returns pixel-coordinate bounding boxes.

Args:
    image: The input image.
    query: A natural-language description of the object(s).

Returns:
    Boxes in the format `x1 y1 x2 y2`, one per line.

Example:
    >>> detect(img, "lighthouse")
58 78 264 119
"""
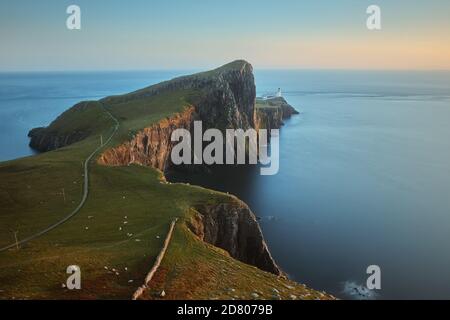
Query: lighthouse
276 88 282 97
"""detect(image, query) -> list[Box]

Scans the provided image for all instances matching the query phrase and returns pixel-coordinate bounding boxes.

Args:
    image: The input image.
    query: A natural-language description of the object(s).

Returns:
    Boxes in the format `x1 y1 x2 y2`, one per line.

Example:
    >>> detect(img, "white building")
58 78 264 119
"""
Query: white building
276 88 282 97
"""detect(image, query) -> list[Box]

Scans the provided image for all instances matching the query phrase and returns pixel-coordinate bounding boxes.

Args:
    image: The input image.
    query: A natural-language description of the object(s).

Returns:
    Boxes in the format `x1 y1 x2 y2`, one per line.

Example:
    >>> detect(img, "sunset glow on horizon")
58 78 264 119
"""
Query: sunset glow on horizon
1 0 449 71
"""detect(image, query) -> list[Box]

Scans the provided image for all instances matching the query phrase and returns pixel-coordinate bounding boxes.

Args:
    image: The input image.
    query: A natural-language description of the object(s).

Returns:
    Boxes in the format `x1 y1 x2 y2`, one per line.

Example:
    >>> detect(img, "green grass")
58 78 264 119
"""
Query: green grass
36 101 110 137
255 97 285 110
142 224 334 300
105 89 200 144
0 143 226 299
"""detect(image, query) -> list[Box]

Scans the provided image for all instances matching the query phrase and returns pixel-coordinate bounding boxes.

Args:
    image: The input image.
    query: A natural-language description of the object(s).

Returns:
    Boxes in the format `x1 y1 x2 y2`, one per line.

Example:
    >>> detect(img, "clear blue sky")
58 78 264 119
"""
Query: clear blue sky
1 0 449 71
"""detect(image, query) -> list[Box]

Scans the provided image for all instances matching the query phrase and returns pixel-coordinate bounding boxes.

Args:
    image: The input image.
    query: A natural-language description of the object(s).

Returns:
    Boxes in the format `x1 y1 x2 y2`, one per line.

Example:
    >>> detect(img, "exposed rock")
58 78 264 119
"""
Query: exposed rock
189 199 281 275
28 101 97 152
276 97 299 118
98 61 258 171
28 126 89 152
254 106 284 130
102 60 256 132
254 97 299 131
98 107 196 171
29 61 257 155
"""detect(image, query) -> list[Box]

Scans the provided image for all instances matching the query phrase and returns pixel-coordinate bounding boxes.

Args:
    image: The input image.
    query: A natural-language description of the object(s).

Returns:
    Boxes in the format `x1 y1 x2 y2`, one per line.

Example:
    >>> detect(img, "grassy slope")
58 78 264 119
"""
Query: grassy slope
255 97 285 110
0 64 332 300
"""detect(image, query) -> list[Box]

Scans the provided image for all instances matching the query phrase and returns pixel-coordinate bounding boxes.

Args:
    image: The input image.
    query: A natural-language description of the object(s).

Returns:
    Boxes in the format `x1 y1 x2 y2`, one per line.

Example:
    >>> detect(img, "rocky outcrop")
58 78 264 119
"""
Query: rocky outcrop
276 97 300 118
98 107 196 171
254 97 299 131
29 60 256 154
194 62 256 131
28 101 97 152
254 107 284 131
28 127 90 152
98 60 258 171
102 60 256 132
254 97 298 129
188 199 281 275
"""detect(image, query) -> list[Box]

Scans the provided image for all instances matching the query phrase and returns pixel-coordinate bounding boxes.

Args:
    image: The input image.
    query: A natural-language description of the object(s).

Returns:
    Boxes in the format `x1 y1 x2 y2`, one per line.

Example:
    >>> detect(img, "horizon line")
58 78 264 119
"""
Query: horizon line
2 67 450 73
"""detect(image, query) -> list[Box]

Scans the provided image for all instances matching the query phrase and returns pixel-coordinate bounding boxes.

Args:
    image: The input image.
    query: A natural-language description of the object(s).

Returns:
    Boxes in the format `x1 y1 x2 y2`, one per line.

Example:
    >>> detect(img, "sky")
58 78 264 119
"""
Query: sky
1 0 449 71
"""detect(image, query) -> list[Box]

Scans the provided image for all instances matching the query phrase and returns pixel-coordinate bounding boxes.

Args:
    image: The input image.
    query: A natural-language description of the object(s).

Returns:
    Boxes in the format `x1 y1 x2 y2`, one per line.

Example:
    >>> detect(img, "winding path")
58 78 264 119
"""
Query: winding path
0 105 119 253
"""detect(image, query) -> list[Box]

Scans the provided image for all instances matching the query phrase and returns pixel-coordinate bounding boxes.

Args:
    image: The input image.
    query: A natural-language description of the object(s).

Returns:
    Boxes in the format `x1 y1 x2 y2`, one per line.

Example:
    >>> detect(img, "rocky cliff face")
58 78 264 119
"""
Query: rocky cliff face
188 199 281 275
195 62 256 131
254 107 284 131
28 101 98 152
97 61 257 171
28 127 90 152
29 60 256 154
102 60 256 132
98 107 196 171
254 97 299 131
277 97 300 118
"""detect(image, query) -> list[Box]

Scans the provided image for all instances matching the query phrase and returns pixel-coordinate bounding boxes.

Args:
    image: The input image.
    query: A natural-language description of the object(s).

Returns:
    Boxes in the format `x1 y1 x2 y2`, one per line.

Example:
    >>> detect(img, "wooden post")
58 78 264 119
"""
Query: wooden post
62 188 66 203
13 231 19 250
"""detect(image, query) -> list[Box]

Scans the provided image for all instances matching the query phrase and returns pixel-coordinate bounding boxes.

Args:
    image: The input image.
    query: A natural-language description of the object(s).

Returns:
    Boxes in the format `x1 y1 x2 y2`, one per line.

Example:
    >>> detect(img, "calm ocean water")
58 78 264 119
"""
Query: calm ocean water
1 70 450 299
0 71 185 161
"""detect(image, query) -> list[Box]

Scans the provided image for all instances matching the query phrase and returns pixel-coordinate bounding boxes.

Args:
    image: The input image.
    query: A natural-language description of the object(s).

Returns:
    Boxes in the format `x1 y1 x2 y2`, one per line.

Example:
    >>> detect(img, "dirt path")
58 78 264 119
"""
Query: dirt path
0 105 119 253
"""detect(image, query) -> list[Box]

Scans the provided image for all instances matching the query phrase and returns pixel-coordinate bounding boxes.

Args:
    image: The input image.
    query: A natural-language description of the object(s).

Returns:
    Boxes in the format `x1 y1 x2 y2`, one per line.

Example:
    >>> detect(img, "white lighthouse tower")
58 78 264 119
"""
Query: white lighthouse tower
276 88 282 97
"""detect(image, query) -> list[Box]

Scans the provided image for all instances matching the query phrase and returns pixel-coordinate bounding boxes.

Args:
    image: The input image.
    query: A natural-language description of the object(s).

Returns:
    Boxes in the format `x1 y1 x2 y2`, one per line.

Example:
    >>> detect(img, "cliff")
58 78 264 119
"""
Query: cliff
102 59 256 132
28 127 87 152
29 61 256 153
188 199 281 275
254 96 299 130
28 101 102 152
98 106 196 171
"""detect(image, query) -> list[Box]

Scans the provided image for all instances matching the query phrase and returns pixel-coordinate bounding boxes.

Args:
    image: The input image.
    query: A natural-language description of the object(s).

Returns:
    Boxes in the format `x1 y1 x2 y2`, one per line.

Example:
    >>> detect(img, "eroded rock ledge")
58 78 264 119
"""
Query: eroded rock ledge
28 101 97 152
189 200 281 275
254 97 299 130
98 106 196 171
